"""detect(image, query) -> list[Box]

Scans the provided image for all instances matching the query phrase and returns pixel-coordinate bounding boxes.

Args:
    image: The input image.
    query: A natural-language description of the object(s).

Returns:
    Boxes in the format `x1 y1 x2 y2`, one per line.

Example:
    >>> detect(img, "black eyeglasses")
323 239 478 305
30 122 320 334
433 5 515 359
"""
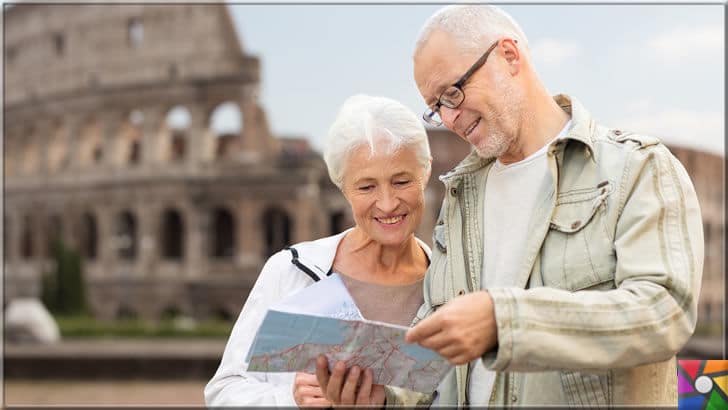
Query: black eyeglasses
423 39 507 126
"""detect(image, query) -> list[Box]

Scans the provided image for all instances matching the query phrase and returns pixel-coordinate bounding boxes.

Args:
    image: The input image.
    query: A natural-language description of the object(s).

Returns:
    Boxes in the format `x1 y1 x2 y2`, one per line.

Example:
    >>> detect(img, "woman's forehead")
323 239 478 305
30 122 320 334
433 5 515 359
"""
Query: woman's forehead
345 145 422 178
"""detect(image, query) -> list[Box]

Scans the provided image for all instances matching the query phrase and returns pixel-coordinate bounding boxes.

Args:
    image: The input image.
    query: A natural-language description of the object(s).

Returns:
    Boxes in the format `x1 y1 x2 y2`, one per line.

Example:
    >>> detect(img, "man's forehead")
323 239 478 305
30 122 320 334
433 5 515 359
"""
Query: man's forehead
414 30 480 100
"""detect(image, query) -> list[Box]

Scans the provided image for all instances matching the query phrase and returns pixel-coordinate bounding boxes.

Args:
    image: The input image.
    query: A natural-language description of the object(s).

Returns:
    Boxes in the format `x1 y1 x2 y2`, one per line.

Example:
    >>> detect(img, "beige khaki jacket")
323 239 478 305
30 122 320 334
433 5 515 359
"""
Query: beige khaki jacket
387 95 704 407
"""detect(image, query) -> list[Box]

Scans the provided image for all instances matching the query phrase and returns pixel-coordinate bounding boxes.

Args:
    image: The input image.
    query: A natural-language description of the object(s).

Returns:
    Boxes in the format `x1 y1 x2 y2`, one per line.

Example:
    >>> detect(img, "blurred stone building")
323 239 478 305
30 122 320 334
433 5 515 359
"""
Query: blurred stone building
4 4 351 320
3 4 723 331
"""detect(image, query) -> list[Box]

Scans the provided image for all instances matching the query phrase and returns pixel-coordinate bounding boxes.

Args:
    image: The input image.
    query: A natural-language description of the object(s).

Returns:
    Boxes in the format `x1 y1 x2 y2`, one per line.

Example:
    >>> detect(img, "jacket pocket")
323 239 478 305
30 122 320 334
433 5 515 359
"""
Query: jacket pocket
560 371 611 406
540 183 616 291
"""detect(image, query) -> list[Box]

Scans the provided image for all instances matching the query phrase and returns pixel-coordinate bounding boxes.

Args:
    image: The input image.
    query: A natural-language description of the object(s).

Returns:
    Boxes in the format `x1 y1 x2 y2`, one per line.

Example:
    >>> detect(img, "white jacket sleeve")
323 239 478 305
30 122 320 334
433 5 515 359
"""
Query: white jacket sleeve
204 250 314 406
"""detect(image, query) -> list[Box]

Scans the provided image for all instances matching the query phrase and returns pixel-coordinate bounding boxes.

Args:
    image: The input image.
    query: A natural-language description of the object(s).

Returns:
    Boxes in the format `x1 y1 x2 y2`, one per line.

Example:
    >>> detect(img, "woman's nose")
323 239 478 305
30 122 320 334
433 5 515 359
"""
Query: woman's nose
377 187 400 213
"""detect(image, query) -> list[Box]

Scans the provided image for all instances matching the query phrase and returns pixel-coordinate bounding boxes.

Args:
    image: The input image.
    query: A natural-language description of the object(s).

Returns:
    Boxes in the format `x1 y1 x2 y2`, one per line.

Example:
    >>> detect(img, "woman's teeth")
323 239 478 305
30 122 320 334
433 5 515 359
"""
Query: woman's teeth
378 216 403 224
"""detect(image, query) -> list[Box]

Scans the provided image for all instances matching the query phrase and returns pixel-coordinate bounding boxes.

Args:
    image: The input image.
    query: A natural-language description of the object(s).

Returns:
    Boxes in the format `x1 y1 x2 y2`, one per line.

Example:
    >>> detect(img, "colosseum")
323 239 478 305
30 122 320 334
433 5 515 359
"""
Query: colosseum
3 4 356 321
3 4 724 332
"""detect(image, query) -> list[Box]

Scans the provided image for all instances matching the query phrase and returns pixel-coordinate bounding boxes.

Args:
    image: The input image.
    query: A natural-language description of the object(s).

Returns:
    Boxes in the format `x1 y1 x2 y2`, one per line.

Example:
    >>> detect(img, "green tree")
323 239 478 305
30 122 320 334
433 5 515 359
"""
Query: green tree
42 240 87 315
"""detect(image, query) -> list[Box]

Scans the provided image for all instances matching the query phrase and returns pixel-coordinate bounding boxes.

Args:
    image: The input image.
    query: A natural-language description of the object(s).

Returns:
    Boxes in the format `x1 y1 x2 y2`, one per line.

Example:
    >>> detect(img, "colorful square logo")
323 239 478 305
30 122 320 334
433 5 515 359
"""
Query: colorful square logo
678 360 728 410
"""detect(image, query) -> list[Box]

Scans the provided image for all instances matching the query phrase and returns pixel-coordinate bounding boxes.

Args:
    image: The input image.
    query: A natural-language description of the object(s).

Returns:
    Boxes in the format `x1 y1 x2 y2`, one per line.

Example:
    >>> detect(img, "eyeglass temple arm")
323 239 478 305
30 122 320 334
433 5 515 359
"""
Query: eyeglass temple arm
454 40 507 88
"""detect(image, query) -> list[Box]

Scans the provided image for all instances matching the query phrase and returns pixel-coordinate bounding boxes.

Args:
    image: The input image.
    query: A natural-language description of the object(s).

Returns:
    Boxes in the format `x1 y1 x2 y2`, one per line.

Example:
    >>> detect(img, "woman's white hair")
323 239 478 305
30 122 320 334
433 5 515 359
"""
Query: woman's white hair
324 94 431 190
414 5 529 56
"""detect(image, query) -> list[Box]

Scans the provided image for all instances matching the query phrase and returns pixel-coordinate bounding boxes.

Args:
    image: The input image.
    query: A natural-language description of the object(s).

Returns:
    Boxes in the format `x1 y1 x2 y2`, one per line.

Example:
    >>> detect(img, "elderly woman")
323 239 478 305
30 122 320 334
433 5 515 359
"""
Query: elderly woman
204 94 433 407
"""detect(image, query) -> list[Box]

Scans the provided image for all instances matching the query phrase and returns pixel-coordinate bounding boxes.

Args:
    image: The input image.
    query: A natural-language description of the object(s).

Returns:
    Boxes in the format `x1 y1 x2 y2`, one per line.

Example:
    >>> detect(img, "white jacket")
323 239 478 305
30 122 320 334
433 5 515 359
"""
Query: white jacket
204 229 431 406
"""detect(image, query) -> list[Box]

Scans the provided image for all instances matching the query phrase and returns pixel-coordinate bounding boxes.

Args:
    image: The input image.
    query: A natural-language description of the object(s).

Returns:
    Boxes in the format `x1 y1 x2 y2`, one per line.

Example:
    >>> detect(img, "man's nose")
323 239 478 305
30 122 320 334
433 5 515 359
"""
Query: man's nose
440 106 460 130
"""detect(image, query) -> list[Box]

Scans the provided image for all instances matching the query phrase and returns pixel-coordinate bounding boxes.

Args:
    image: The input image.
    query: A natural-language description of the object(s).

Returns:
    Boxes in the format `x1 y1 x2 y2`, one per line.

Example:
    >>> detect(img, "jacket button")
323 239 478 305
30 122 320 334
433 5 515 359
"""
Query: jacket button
450 187 458 196
571 220 581 230
457 289 465 296
512 395 518 402
614 130 622 135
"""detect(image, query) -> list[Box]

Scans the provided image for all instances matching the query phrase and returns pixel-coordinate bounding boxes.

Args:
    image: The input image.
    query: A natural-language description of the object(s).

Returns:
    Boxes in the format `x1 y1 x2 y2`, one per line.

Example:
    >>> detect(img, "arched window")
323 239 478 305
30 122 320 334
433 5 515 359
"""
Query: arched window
21 215 34 259
47 120 69 172
160 209 184 260
262 207 292 258
165 106 191 162
80 213 98 260
22 127 40 174
210 102 242 160
210 208 235 259
79 118 103 166
127 18 144 48
116 211 137 260
124 110 144 165
47 214 63 257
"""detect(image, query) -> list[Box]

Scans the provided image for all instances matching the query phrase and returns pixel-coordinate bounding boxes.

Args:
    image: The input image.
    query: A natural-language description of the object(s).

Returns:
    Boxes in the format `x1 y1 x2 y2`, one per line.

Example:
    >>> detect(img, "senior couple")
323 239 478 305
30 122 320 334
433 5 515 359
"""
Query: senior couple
206 5 703 408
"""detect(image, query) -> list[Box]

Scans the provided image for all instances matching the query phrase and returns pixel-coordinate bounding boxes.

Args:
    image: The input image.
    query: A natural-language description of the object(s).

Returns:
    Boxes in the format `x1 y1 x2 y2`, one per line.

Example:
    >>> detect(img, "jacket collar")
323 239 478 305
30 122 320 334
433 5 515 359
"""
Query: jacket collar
440 94 596 181
292 228 432 278
552 94 597 160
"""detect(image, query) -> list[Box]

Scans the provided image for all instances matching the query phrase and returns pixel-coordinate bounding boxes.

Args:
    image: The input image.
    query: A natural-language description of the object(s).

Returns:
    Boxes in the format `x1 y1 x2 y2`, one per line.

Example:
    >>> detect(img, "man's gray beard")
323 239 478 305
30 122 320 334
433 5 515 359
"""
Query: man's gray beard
474 131 514 159
473 71 523 159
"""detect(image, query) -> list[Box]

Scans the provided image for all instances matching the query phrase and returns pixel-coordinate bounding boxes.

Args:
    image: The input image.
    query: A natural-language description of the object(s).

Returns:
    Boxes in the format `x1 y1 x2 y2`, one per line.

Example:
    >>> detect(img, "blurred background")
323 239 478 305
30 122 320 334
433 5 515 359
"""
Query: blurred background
3 2 724 406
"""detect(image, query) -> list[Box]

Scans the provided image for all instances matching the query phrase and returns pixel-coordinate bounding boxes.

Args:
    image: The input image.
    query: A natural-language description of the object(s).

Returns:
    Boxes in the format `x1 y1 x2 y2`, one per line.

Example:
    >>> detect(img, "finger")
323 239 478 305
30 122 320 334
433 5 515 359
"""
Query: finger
326 360 347 403
371 384 386 406
315 355 330 392
438 343 465 360
356 368 373 404
297 372 321 387
417 330 454 351
298 385 326 398
340 365 361 404
450 352 474 366
405 315 442 344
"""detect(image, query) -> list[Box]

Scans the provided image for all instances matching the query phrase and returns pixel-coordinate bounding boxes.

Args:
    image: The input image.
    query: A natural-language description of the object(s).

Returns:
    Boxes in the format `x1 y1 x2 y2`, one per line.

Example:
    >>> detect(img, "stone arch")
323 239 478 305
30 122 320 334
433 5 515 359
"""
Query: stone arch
116 210 138 260
114 110 144 166
163 105 191 162
21 126 41 175
21 214 34 260
79 212 98 260
160 208 184 260
210 207 236 259
261 206 292 258
78 116 104 167
5 130 20 177
209 101 242 160
47 119 69 172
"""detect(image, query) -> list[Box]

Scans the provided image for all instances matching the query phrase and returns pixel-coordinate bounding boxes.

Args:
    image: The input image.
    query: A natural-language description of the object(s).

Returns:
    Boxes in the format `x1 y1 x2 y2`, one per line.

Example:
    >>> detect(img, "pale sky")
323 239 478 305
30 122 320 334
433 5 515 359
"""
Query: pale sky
227 3 724 156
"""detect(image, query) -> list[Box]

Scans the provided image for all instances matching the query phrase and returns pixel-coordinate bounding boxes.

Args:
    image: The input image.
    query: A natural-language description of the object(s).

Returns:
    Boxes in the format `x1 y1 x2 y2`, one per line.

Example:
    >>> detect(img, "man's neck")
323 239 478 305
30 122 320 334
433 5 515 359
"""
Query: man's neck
498 92 570 165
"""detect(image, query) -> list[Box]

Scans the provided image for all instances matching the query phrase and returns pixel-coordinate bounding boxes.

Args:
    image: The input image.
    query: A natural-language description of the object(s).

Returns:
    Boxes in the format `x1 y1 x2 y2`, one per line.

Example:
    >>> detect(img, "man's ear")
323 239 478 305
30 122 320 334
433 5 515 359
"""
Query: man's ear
501 38 521 75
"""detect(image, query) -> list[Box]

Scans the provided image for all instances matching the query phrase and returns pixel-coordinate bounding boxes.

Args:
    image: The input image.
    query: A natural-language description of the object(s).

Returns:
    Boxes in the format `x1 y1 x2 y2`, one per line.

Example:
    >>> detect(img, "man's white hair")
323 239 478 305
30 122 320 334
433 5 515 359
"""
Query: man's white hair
324 94 431 190
414 5 529 56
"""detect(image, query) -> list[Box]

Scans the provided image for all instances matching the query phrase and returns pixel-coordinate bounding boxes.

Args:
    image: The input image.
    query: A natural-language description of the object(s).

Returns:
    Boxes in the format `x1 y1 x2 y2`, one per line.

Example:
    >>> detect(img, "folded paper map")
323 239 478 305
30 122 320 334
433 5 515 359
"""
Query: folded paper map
245 274 451 393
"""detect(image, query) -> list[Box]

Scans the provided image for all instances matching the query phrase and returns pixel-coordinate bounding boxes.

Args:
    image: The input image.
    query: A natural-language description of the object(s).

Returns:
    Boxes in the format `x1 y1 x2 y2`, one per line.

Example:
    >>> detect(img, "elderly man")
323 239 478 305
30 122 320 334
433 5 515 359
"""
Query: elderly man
397 4 704 407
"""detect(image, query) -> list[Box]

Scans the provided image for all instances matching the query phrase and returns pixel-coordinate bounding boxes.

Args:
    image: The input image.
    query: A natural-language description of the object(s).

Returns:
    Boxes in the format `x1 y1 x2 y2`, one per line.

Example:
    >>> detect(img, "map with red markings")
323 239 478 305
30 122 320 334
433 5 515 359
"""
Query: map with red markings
246 310 450 392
